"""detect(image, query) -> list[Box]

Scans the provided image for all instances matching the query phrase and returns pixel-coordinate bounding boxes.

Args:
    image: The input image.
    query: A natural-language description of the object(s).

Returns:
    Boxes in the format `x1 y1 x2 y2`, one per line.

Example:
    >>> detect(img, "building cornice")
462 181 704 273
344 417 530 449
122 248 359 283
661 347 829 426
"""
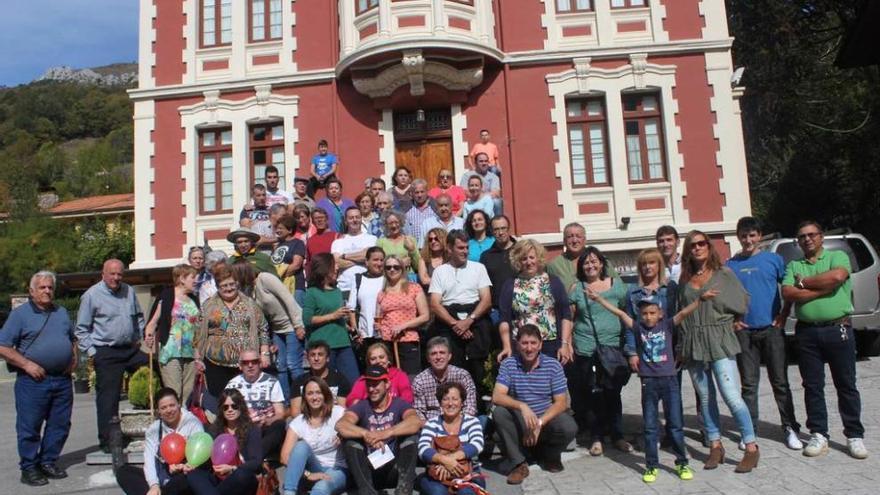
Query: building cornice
128 37 734 101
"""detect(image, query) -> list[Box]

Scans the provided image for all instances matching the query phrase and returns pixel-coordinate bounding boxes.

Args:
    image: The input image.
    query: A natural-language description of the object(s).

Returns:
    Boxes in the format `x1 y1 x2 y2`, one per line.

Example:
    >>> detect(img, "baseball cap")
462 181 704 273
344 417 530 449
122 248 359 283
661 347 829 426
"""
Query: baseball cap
363 365 389 381
637 295 661 308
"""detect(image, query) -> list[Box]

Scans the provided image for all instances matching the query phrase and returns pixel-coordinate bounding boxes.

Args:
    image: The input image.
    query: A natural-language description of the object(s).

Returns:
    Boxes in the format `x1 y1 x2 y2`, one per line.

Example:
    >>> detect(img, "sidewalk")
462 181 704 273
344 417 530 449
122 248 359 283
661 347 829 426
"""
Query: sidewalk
523 357 880 495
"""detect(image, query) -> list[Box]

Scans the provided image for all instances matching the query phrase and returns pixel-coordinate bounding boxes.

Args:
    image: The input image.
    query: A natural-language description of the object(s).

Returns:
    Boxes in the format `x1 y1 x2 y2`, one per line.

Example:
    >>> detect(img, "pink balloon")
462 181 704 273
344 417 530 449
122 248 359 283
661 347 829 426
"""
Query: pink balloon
211 433 239 466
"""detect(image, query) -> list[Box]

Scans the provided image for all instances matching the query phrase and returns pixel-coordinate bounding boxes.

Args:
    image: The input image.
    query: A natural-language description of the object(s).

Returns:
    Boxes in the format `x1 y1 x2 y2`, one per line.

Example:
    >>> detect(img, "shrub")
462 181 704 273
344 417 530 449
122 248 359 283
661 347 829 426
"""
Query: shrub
128 366 160 410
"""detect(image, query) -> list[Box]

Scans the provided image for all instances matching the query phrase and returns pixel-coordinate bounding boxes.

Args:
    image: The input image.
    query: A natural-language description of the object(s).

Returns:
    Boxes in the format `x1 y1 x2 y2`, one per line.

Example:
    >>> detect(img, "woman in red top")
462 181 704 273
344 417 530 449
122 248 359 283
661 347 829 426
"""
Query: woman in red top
345 342 414 407
376 255 430 376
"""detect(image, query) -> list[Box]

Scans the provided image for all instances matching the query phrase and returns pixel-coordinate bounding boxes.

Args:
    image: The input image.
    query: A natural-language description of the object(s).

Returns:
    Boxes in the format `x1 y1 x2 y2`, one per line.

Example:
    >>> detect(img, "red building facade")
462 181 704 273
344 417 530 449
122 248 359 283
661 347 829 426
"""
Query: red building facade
131 0 750 269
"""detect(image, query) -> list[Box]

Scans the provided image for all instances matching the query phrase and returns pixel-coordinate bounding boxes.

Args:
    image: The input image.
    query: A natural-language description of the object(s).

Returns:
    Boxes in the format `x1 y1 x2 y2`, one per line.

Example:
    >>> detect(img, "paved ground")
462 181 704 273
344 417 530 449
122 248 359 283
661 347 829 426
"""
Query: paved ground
2 357 878 495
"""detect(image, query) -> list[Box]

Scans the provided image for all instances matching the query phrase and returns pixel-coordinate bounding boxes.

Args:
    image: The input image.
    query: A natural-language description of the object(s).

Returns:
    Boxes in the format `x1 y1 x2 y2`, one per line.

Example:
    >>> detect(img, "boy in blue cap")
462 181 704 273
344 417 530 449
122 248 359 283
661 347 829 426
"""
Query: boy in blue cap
590 288 718 483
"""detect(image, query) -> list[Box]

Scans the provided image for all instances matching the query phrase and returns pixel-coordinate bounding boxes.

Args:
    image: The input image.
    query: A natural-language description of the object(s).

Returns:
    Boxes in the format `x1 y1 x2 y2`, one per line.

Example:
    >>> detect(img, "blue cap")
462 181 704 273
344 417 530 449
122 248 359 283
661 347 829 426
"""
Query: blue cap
636 296 661 308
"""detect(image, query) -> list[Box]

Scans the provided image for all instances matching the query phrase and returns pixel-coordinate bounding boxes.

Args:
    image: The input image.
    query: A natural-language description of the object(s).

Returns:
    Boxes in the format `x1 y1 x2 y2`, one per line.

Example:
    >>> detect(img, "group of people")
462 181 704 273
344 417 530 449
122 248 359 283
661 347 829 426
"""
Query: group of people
0 135 868 493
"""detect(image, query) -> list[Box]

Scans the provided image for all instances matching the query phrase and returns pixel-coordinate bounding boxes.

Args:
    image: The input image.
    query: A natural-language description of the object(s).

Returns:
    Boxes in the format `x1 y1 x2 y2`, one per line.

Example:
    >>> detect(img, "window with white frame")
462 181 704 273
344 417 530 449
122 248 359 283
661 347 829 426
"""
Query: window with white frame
249 123 285 187
622 92 666 183
610 0 647 8
199 128 234 214
556 0 592 13
201 0 232 47
566 98 610 187
250 0 283 42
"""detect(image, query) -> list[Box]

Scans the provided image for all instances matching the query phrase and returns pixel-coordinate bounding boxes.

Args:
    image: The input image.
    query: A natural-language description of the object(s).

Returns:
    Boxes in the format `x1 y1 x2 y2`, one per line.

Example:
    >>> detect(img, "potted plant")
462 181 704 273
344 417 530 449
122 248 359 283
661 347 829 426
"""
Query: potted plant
119 366 160 438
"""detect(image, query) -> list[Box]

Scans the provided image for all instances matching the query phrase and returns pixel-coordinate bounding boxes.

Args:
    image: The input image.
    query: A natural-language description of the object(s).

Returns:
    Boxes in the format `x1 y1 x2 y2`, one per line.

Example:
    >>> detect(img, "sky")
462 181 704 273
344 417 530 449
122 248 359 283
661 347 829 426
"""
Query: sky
0 0 138 86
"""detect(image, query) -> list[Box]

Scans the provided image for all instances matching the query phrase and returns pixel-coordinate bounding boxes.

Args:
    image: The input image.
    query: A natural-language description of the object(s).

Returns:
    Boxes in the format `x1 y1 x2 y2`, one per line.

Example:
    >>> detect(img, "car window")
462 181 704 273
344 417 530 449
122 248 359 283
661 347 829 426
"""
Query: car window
775 239 865 273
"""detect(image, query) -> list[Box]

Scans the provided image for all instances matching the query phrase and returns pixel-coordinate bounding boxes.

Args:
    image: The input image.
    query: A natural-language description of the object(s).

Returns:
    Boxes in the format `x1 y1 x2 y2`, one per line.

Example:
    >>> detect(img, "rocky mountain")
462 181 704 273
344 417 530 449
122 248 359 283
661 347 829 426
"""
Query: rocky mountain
37 63 138 86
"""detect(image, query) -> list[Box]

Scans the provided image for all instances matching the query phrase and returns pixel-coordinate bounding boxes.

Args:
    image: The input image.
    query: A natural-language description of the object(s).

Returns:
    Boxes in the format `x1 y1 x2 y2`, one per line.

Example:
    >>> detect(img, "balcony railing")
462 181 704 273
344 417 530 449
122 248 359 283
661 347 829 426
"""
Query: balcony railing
338 0 499 70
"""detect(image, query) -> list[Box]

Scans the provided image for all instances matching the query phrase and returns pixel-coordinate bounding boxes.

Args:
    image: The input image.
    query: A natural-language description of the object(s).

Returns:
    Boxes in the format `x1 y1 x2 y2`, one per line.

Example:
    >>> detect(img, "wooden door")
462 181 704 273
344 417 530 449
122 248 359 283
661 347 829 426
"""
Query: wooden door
395 139 452 188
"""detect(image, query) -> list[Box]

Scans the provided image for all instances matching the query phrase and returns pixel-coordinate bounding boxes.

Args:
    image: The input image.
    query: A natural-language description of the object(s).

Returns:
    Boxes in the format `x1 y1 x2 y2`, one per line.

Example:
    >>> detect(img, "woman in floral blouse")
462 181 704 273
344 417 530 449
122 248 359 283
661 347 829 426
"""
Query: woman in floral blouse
497 239 573 364
194 262 270 397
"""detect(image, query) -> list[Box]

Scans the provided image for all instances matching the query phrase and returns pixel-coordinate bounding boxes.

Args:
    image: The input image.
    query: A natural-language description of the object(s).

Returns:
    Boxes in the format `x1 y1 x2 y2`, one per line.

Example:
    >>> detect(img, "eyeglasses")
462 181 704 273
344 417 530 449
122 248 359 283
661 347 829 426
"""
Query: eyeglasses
797 232 821 241
240 358 260 366
690 240 710 249
221 403 240 411
427 236 440 242
384 265 402 272
439 174 452 179
219 282 237 289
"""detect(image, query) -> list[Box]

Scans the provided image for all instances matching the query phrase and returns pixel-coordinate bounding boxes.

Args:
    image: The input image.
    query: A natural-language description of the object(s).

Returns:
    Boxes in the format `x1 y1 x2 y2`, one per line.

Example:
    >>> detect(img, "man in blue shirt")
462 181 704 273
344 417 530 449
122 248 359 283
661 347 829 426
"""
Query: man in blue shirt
726 216 802 451
0 271 76 487
307 139 339 199
76 259 148 453
491 324 576 484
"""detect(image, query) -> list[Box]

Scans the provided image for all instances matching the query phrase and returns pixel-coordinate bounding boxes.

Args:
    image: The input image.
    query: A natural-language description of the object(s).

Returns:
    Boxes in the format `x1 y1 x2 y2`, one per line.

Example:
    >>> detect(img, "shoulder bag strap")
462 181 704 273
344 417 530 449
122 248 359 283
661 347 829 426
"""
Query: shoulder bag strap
17 312 52 359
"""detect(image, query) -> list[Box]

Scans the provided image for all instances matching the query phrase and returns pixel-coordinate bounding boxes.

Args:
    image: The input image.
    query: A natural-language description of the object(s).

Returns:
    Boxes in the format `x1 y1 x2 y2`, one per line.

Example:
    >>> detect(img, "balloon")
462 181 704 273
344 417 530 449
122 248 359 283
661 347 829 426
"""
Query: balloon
185 432 214 467
211 433 239 466
159 432 186 465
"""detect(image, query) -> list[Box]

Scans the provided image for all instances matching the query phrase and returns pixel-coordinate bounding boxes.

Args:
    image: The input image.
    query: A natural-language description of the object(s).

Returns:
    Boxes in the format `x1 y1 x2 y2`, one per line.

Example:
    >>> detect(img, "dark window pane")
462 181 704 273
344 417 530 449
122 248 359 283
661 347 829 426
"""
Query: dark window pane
625 121 640 135
623 95 638 112
253 127 267 141
253 149 267 164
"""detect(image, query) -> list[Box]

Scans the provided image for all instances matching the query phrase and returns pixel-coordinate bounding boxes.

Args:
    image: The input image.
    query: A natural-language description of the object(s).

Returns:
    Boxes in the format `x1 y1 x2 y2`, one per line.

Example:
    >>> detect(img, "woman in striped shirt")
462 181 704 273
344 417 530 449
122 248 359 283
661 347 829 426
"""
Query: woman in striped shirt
417 382 485 495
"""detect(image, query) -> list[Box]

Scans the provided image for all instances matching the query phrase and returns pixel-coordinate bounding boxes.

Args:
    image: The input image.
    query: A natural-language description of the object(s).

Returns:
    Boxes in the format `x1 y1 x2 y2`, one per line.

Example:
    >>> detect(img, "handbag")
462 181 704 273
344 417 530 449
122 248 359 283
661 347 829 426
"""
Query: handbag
256 461 280 495
583 283 631 389
6 312 52 373
427 435 472 485
187 373 211 425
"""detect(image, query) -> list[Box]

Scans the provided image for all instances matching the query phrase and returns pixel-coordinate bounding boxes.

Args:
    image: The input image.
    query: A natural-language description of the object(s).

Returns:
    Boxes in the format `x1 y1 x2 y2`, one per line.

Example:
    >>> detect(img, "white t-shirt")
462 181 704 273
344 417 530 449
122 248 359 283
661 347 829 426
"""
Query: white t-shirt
346 274 385 339
225 372 284 423
331 232 378 292
666 255 681 283
288 405 347 469
428 261 492 306
266 188 294 207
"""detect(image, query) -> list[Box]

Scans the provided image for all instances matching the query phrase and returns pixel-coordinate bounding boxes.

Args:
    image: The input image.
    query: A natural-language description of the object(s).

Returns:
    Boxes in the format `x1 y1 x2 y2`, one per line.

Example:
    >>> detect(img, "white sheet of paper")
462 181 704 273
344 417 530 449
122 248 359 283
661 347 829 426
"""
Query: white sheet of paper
367 446 395 469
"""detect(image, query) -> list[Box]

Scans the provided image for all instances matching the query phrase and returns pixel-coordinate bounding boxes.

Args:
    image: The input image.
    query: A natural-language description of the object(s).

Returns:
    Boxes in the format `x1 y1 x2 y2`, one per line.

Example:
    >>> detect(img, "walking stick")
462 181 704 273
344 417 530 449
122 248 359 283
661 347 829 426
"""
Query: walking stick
148 347 155 417
393 340 401 369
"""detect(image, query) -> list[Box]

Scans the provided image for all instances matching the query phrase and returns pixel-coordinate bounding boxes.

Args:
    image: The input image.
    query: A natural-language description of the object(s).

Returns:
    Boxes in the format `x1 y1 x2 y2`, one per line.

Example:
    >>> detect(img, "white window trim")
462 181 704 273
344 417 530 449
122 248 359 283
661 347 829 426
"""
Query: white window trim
179 86 300 256
546 54 685 233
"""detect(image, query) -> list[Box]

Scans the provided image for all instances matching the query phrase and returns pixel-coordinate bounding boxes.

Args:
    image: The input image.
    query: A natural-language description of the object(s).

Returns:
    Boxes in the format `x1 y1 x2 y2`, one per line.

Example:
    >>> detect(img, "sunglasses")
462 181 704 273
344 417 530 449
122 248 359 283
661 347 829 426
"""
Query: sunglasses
797 232 821 241
439 174 452 179
240 358 260 366
427 236 440 242
222 403 240 411
384 265 402 272
690 240 710 249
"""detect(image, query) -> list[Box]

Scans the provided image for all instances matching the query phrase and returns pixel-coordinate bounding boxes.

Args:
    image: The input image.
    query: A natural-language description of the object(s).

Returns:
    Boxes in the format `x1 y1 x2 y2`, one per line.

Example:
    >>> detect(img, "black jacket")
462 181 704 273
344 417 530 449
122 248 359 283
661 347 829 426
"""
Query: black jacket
479 238 516 309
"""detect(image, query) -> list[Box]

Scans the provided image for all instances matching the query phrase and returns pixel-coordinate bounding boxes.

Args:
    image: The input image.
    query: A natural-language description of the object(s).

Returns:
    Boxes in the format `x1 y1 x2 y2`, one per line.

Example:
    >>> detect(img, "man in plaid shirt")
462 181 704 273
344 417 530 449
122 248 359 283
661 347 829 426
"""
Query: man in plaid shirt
412 336 478 421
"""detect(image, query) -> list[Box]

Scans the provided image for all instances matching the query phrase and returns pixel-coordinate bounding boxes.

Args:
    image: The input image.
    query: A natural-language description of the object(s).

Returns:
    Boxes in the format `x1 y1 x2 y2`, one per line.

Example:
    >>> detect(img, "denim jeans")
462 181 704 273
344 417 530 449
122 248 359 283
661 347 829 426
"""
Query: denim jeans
273 332 306 400
688 357 756 444
796 323 864 439
284 441 348 495
329 346 360 385
641 376 687 468
14 374 73 471
735 326 800 433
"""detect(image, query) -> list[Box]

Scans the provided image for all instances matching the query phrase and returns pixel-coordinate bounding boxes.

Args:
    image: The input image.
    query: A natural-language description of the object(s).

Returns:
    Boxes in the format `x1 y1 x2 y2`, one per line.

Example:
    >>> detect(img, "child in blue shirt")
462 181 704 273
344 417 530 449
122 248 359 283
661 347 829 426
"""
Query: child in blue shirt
307 139 339 199
591 288 717 483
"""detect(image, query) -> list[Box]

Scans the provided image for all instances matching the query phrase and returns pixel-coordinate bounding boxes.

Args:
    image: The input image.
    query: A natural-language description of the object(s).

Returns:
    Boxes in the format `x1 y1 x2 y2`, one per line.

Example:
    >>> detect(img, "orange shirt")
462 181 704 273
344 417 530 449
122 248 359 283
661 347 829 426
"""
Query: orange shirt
377 284 424 343
470 142 500 166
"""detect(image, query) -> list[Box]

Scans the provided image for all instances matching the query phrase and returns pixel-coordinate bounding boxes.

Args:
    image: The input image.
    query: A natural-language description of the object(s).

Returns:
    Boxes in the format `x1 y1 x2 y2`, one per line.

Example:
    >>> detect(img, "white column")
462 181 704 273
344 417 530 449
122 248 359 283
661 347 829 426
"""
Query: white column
432 0 447 34
339 0 355 55
378 0 392 37
476 0 492 44
232 123 250 217
231 0 247 79
594 0 614 47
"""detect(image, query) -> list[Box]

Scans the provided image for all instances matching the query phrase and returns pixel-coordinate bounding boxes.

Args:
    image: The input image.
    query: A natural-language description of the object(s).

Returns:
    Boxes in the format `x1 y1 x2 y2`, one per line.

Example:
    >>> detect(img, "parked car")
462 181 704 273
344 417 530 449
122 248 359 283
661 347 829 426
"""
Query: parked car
759 231 880 357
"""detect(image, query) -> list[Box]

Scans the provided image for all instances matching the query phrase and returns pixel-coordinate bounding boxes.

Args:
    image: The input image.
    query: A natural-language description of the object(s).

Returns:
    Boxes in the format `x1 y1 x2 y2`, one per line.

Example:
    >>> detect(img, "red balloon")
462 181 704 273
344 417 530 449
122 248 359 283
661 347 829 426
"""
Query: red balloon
160 432 187 465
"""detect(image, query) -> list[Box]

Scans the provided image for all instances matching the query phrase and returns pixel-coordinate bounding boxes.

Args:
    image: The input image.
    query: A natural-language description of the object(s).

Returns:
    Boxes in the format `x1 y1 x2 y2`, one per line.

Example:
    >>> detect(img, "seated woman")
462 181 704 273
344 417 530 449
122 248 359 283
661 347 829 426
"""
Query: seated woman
345 342 414 407
418 382 485 495
116 388 203 495
187 389 262 495
280 377 349 495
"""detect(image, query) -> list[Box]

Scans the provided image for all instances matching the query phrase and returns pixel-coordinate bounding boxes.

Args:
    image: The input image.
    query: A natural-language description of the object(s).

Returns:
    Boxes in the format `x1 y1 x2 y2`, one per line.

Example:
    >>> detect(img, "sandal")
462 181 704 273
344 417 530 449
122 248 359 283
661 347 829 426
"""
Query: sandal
590 441 604 456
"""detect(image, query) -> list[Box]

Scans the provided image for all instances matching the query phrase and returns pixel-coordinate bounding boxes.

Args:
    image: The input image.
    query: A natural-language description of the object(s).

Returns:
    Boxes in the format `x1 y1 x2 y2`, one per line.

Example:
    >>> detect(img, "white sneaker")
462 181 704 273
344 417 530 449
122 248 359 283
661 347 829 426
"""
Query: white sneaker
738 440 746 451
785 427 804 450
847 438 869 459
803 433 829 457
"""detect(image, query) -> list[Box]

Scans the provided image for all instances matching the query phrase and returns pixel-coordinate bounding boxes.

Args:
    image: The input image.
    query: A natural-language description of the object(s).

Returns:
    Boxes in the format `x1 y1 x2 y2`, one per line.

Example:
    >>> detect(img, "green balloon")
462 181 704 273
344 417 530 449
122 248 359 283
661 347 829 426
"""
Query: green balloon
185 432 214 467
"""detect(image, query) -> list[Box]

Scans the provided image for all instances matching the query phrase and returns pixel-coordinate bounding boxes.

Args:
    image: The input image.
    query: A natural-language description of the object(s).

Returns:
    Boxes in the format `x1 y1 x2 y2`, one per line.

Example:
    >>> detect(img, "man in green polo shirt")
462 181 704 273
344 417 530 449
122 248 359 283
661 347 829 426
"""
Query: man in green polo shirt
781 220 867 460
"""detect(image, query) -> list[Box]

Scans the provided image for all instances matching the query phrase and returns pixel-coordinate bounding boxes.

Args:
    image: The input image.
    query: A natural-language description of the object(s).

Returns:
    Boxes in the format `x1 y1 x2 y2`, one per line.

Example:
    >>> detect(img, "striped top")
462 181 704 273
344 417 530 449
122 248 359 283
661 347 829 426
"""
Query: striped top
418 414 484 467
496 355 567 416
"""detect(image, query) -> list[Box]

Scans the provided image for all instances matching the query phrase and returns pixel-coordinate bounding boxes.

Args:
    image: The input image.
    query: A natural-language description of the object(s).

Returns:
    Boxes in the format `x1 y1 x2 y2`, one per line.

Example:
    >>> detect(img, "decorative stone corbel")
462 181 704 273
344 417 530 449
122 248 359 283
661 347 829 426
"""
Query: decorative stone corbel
203 90 220 123
402 50 426 96
255 84 272 119
573 57 592 94
630 53 648 89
